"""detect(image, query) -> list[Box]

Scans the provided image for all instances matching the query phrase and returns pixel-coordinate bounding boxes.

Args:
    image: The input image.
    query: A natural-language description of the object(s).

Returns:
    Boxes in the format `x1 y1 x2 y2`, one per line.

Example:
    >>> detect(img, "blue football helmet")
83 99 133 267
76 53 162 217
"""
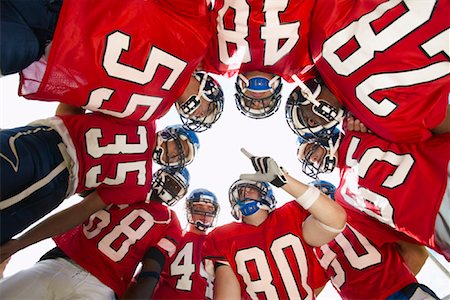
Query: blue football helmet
297 127 342 179
286 76 344 141
153 125 199 168
176 71 224 132
309 180 336 200
186 188 220 231
228 179 276 220
235 73 283 119
151 167 190 206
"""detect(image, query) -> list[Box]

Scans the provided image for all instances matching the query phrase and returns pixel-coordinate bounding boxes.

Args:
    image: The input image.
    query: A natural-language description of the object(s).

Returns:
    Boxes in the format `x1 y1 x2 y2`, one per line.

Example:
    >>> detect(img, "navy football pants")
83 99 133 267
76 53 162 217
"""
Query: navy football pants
0 0 62 75
0 125 69 244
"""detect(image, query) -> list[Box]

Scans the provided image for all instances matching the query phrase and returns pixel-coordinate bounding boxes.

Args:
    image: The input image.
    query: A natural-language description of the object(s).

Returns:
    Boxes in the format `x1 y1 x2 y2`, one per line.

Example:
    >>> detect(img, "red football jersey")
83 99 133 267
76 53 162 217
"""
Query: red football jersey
202 0 315 81
153 231 212 300
336 131 450 257
54 200 182 297
309 0 449 142
203 201 328 300
19 0 212 123
314 208 417 300
56 112 156 205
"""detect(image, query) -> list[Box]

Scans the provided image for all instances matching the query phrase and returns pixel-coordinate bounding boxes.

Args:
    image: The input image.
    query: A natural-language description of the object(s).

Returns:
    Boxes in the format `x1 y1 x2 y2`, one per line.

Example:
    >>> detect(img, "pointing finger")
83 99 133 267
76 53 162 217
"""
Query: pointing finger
240 148 254 159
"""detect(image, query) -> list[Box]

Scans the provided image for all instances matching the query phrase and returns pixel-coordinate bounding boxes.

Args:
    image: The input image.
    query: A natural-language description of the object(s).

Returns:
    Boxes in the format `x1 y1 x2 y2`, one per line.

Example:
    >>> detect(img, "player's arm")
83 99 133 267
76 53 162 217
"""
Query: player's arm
0 191 106 263
214 263 241 300
314 285 326 297
239 148 346 247
120 247 166 299
396 240 429 275
0 257 10 279
432 105 450 136
281 173 347 247
55 103 85 116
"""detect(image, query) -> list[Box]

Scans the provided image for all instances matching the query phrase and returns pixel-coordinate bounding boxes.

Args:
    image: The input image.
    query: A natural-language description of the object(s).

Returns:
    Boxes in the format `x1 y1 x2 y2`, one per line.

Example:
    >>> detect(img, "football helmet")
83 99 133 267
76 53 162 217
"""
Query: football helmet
186 188 220 231
176 71 224 132
297 127 342 179
228 179 276 220
151 167 190 206
153 125 199 168
309 180 336 200
286 75 344 141
235 73 283 119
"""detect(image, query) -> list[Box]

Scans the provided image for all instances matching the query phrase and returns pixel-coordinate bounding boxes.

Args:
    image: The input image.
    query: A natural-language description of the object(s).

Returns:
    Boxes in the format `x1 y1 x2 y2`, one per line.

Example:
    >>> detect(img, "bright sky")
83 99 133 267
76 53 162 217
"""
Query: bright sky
1 73 449 298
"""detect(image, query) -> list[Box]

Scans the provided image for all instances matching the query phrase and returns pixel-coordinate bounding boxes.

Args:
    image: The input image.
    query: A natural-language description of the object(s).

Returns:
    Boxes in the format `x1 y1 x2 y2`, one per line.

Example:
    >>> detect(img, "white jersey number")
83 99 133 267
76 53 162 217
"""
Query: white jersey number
84 31 188 121
84 126 149 188
316 225 382 289
323 0 449 117
170 242 196 291
83 207 155 262
217 0 299 66
235 234 313 300
342 136 414 227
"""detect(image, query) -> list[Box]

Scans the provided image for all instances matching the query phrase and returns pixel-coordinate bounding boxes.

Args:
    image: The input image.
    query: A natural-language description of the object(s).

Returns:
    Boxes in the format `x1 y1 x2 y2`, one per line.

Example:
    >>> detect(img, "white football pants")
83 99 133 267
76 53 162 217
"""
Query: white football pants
0 258 115 300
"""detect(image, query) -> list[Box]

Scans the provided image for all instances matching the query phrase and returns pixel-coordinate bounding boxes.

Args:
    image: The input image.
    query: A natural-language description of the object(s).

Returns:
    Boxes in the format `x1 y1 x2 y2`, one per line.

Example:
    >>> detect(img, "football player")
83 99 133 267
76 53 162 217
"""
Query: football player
202 149 346 299
296 127 342 179
310 180 439 299
176 71 225 132
152 188 220 300
17 0 214 124
0 0 62 75
202 0 317 119
294 114 450 261
0 107 199 244
0 167 189 299
308 0 450 143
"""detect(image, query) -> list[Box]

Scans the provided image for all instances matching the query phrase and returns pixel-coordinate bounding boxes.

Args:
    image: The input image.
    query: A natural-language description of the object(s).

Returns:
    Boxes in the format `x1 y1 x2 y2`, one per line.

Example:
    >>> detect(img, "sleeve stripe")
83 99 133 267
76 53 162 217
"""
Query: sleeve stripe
157 237 177 257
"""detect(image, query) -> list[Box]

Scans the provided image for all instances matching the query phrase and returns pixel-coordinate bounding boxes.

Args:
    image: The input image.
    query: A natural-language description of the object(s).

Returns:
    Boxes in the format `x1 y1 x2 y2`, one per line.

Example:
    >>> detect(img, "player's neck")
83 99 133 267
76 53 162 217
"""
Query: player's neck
243 209 268 226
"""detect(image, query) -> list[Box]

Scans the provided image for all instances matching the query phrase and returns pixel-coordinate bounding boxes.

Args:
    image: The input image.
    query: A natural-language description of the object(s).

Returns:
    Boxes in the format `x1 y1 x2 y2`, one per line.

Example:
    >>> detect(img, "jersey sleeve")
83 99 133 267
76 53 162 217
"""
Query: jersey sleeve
202 228 229 277
155 210 182 259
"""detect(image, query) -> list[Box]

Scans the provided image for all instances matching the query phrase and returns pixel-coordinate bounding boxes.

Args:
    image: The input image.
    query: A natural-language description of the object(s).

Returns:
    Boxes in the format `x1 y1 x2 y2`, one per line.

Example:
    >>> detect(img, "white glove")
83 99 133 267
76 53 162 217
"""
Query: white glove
239 148 288 187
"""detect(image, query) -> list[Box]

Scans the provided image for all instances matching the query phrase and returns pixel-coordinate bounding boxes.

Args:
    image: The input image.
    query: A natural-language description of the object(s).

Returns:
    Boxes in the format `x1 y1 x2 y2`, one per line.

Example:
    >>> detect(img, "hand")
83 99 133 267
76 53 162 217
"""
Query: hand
0 239 20 264
239 148 287 187
346 114 371 133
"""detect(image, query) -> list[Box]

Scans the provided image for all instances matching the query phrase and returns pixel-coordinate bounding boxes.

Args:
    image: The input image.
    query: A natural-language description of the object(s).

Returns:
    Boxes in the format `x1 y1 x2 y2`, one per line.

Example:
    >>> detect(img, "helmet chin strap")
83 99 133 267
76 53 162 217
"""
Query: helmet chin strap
194 220 208 231
291 74 322 107
291 74 345 130
238 200 260 216
178 74 209 116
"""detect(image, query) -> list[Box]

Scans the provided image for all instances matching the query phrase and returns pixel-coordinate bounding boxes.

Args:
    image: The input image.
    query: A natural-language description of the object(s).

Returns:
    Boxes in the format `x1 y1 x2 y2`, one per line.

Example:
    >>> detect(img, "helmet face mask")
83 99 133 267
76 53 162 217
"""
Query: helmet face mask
228 179 276 220
152 167 190 206
296 128 342 179
297 141 327 179
177 72 224 132
186 188 220 231
235 73 283 119
153 125 199 168
286 78 344 141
